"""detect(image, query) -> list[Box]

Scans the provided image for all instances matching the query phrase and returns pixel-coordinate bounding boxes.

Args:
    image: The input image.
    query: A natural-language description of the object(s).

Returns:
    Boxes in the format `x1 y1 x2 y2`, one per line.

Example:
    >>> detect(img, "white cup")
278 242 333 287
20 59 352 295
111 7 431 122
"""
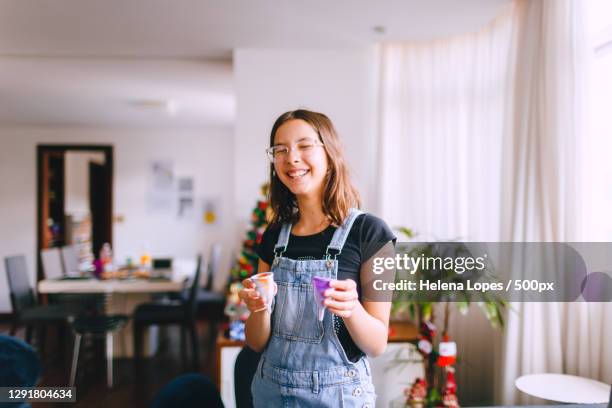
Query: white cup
248 272 275 313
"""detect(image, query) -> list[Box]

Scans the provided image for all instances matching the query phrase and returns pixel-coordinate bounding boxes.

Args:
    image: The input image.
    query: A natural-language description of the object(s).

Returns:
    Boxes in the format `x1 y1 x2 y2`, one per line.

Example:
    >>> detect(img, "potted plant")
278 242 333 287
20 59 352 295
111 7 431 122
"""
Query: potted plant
390 228 507 407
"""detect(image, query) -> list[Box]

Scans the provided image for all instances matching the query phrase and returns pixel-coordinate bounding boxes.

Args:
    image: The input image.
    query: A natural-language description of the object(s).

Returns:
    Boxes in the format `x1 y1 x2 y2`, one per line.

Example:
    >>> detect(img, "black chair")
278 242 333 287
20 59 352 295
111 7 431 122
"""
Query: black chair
4 255 71 352
234 346 261 408
133 254 202 371
195 245 226 345
64 293 128 388
67 295 128 389
150 258 175 302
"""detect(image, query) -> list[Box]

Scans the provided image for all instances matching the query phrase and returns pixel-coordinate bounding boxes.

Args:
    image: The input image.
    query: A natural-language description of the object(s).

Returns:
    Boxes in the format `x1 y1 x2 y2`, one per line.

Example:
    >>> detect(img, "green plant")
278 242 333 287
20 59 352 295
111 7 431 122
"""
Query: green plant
390 228 507 406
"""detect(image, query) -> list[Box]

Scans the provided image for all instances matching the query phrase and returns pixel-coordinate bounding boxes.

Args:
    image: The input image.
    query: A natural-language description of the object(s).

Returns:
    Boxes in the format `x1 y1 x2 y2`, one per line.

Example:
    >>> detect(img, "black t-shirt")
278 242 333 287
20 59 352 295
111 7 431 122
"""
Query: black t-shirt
255 213 396 362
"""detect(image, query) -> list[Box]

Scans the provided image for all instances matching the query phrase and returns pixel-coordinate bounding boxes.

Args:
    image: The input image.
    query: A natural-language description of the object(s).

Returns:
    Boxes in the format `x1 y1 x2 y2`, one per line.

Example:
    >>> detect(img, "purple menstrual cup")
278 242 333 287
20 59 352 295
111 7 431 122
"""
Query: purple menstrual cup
312 276 332 321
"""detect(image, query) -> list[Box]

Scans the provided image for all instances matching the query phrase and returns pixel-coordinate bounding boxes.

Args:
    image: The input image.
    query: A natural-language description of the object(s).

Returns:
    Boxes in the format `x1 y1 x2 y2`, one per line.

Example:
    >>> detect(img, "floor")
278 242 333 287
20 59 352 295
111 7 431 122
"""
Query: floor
0 322 219 408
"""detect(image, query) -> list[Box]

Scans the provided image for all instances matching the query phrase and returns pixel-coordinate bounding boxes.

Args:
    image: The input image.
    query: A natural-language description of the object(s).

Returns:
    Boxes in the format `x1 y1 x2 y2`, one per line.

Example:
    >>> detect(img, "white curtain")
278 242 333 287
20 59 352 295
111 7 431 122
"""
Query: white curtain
378 0 612 404
500 0 612 404
377 6 516 242
378 5 517 404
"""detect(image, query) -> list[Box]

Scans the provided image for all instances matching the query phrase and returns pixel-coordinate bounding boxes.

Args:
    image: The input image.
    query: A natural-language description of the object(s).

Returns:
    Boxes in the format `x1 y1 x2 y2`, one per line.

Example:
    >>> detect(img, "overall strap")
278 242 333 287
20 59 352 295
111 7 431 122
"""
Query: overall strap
325 208 364 260
273 223 292 257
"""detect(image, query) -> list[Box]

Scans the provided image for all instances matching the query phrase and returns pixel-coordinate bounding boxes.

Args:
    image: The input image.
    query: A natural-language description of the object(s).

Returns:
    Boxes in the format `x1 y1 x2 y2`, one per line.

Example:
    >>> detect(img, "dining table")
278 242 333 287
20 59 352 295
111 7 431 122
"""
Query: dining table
37 269 185 358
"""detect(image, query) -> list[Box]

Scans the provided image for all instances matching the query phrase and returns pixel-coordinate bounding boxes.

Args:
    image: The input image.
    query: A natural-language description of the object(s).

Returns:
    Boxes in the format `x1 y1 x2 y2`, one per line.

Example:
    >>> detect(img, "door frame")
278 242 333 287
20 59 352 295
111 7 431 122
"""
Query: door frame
36 144 113 282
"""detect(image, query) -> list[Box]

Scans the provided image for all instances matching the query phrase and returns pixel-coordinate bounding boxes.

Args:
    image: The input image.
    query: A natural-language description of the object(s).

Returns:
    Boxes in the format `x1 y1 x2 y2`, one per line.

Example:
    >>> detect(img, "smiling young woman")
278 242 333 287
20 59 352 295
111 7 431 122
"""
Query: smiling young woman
239 109 396 407
266 110 361 228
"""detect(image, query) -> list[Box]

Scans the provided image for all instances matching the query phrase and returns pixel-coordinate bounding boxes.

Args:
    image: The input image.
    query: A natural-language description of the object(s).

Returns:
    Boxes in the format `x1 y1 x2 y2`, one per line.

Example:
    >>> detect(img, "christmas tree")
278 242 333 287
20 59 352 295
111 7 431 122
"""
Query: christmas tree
230 183 271 282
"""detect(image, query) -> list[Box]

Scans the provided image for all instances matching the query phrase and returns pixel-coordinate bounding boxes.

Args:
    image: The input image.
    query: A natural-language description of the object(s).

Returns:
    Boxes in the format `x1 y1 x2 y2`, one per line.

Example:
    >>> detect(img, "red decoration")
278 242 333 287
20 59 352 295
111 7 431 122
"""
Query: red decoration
445 366 457 395
437 334 457 367
418 320 436 341
406 378 427 406
417 320 436 356
443 389 459 408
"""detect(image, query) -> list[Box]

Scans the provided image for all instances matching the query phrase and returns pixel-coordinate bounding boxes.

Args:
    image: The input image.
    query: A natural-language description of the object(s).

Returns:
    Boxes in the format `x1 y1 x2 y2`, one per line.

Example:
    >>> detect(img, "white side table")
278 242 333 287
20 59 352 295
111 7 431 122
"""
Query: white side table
515 373 611 404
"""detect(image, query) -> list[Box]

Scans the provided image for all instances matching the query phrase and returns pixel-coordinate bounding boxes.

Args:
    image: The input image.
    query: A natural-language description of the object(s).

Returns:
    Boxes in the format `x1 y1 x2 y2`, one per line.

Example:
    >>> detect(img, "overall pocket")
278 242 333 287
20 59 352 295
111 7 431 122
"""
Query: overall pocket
273 280 324 343
340 381 376 408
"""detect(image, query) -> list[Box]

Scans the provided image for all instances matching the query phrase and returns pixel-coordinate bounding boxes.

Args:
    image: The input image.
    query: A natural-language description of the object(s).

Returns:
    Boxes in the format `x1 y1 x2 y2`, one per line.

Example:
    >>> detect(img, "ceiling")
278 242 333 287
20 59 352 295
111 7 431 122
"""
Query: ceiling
0 58 234 128
0 0 511 127
0 0 511 59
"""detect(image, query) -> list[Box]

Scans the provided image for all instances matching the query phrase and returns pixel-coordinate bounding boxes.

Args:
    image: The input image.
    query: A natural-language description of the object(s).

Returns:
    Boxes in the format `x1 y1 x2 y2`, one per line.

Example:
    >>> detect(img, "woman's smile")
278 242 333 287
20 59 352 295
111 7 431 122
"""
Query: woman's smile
286 168 310 180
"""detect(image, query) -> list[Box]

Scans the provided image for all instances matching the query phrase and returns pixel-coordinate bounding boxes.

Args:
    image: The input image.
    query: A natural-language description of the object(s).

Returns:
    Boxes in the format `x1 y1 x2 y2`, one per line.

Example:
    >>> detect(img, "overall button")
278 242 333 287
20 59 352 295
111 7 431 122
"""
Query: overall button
326 260 333 269
353 387 363 397
347 369 356 378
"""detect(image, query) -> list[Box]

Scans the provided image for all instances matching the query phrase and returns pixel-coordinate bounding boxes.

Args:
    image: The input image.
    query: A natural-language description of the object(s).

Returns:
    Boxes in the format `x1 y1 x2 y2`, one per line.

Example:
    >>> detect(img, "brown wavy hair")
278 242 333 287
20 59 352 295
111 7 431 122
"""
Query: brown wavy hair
268 109 361 227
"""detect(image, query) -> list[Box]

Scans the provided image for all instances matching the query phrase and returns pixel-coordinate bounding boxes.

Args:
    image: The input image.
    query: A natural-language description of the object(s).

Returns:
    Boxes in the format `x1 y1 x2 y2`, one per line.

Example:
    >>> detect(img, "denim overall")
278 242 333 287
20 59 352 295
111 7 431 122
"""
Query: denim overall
251 208 377 408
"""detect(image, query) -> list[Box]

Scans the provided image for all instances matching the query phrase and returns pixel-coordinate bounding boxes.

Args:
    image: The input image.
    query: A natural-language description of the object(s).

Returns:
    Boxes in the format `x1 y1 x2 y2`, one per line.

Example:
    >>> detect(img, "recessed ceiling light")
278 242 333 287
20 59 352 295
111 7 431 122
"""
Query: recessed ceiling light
129 99 179 115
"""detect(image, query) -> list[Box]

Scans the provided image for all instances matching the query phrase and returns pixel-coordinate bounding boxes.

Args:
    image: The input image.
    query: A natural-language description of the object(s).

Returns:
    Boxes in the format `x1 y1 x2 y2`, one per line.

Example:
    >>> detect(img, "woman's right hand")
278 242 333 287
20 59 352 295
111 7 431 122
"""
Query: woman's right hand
239 279 268 313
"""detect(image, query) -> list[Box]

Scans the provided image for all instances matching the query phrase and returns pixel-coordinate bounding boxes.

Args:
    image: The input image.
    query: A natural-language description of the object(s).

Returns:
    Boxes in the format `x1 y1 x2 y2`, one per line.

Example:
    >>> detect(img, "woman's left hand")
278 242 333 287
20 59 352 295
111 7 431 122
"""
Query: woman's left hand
324 279 359 319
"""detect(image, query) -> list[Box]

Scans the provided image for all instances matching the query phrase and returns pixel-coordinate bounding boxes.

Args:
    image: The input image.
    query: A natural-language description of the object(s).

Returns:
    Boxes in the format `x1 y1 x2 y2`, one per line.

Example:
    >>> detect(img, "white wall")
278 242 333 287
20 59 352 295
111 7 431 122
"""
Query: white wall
233 48 380 226
0 126 234 312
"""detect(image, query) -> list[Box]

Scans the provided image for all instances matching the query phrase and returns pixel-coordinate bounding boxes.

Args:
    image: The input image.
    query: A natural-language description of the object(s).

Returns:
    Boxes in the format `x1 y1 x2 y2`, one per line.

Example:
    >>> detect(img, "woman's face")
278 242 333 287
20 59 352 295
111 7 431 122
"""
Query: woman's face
273 119 329 199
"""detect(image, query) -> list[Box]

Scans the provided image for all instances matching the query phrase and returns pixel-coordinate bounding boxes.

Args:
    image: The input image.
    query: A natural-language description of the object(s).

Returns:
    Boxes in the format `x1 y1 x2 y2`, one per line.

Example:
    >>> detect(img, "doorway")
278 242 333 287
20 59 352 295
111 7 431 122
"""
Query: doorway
36 145 113 281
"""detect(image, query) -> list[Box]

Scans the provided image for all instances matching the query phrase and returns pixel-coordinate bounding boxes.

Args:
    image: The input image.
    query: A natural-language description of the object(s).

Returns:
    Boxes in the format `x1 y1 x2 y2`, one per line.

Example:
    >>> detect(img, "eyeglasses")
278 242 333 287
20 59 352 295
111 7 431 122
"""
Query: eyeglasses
265 138 325 163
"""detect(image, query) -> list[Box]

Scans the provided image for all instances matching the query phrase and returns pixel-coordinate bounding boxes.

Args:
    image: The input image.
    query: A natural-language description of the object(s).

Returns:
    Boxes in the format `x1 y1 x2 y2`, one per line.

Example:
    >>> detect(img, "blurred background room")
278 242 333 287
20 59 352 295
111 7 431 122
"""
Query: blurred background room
0 0 611 407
